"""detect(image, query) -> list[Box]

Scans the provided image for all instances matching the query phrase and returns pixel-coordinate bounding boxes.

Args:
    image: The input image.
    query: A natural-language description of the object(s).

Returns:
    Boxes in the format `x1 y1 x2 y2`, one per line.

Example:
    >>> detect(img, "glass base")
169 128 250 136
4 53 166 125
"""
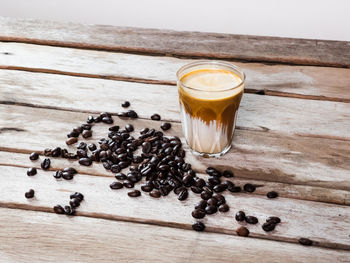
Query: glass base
189 144 232 158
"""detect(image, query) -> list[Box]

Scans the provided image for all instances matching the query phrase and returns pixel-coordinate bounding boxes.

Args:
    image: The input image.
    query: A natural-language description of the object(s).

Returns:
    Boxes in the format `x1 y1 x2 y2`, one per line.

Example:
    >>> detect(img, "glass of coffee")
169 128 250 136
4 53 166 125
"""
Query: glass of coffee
177 61 245 157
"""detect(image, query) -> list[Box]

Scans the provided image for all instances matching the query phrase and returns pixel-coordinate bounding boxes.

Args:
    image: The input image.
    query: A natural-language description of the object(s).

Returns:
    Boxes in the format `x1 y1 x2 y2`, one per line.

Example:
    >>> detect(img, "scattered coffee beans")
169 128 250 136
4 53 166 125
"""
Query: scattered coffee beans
27 167 37 176
25 189 35 198
41 158 51 170
29 152 39 160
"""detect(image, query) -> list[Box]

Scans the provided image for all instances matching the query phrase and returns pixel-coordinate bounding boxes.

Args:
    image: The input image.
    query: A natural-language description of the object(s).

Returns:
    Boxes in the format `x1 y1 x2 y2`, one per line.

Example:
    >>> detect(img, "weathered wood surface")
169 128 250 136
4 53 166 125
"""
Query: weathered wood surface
2 208 349 263
1 165 350 250
1 104 349 191
2 151 349 206
1 42 350 102
1 70 350 140
1 17 350 68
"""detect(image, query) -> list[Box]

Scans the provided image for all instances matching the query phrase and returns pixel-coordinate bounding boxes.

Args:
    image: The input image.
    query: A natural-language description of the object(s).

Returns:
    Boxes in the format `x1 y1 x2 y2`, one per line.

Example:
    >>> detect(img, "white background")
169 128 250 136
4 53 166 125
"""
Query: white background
1 0 350 41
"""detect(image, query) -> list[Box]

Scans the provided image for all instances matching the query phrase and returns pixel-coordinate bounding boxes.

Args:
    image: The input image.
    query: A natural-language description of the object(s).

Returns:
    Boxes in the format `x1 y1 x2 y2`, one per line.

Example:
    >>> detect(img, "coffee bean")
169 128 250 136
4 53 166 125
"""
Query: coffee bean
267 191 279 199
195 200 207 210
207 197 218 207
126 110 138 118
66 137 78 145
298 238 313 246
149 190 161 198
67 131 80 138
121 101 130 108
218 204 230 212
235 211 246 222
111 164 121 173
151 114 161 121
206 167 222 177
178 189 188 201
41 158 51 170
25 189 34 198
200 190 212 200
62 172 73 180
125 124 134 132
128 190 141 197
208 176 221 185
51 147 62 157
44 148 52 156
266 216 281 224
213 194 226 206
29 152 39 160
64 167 78 175
115 173 127 180
213 183 228 193
236 226 249 237
243 183 256 193
194 178 205 188
123 180 134 188
79 157 92 166
223 170 234 178
192 209 206 219
86 115 94 123
262 221 276 232
53 171 62 179
110 181 123 189
142 142 151 154
174 186 185 195
192 222 205 232
70 198 81 208
53 205 65 214
64 205 75 215
81 124 91 130
27 167 37 176
70 192 84 201
245 216 258 224
77 142 87 150
82 130 92 138
160 122 171 131
228 186 242 193
205 205 218 215
77 149 87 158
141 184 153 192
191 186 203 194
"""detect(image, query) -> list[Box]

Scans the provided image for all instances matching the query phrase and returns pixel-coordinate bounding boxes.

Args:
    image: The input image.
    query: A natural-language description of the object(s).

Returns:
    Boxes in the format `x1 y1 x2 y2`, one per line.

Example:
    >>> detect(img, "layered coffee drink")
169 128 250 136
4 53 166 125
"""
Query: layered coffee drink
177 61 245 157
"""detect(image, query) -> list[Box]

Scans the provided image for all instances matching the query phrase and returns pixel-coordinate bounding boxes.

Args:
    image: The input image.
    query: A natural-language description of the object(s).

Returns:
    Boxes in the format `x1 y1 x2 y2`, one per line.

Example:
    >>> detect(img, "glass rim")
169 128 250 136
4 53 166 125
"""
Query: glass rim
176 60 246 92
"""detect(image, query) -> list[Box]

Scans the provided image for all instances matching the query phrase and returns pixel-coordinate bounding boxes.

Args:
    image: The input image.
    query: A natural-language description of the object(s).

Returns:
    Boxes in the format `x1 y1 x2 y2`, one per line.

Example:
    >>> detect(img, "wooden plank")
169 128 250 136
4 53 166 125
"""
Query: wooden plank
1 165 350 250
2 208 349 263
0 104 349 192
1 70 349 140
2 151 350 206
0 17 349 68
1 42 350 102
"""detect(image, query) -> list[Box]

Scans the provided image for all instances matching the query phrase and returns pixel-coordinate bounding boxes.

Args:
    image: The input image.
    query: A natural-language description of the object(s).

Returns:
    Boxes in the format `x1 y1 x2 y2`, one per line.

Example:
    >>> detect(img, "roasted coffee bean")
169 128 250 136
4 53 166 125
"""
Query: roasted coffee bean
142 142 151 154
213 194 226 206
64 205 75 215
64 167 77 174
27 167 37 176
228 186 242 193
236 226 249 237
100 112 111 118
149 189 161 198
160 122 171 131
195 200 207 210
52 147 62 157
111 164 121 173
245 216 258 224
192 222 205 232
244 183 256 193
158 164 170 171
140 127 149 134
126 110 138 118
182 163 192 172
191 186 203 194
66 137 78 145
235 211 246 222
159 186 169 196
79 157 92 166
213 183 228 193
94 115 102 123
82 130 92 138
223 180 234 189
127 172 142 183
77 142 87 150
117 112 127 117
123 180 134 188
267 191 279 199
110 181 123 189
151 114 161 121
298 238 313 246
178 189 188 201
41 158 51 170
70 192 84 201
174 186 185 195
25 189 35 198
205 205 218 215
133 155 143 163
125 124 134 132
70 198 81 208
128 190 141 197
81 124 91 130
119 161 129 169
207 197 218 207
223 170 234 178
102 116 113 124
141 184 153 192
200 190 213 200
121 101 130 108
53 171 63 179
266 216 281 224
206 167 222 177
29 152 39 160
86 115 94 123
53 205 65 214
62 172 73 180
208 176 221 185
67 131 80 138
194 178 205 188
192 209 206 219
44 148 52 156
182 175 194 186
218 204 230 212
115 173 127 180
262 221 276 232
88 143 97 151
77 149 87 158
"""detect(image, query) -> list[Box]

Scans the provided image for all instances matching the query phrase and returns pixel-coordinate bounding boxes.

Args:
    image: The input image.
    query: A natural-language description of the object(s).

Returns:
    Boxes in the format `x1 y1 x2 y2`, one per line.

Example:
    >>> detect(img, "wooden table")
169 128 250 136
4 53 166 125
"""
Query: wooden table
0 17 349 262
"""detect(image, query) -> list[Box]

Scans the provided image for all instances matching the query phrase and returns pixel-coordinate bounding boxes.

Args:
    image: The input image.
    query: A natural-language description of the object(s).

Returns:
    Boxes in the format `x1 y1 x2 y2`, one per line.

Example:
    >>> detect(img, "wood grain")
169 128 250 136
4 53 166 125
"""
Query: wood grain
0 104 349 192
1 70 349 140
1 165 350 250
1 42 350 102
0 17 349 68
2 208 349 263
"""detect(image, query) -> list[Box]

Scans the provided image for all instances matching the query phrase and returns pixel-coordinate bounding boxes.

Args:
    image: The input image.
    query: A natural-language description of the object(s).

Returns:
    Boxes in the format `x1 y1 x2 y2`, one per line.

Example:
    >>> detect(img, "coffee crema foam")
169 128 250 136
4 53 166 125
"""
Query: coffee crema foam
178 68 244 154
